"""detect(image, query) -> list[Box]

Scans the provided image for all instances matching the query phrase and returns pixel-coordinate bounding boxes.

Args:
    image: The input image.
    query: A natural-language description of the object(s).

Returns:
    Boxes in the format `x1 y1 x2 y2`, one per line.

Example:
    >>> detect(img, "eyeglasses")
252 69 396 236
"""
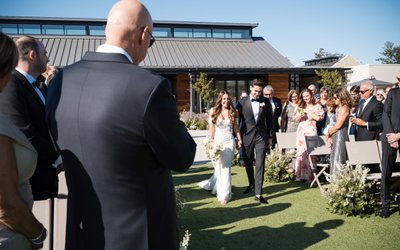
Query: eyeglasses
146 30 155 48
359 89 371 94
333 96 338 100
377 94 383 97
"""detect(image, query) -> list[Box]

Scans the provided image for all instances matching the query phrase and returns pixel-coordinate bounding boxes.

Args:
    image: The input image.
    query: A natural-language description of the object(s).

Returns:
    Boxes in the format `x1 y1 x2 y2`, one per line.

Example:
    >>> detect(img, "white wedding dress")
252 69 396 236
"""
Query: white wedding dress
198 118 235 203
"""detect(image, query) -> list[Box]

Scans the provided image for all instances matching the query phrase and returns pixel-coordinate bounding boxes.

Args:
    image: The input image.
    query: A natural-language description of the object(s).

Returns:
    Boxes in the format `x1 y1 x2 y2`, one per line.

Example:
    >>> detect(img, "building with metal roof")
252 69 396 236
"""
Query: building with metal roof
1 16 343 111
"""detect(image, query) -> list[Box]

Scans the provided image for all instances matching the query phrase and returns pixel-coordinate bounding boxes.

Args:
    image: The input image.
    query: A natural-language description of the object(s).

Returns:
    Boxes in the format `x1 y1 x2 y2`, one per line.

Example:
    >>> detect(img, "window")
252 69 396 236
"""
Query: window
18 24 41 35
232 29 250 39
215 80 225 93
89 25 105 36
193 28 212 38
0 23 18 34
174 28 193 38
153 27 171 37
213 29 231 38
42 24 64 35
65 25 86 35
226 80 236 103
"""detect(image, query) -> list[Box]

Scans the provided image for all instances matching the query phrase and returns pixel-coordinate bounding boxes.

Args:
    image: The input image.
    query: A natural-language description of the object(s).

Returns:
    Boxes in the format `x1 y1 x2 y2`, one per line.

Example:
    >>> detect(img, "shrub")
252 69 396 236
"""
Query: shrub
180 111 208 130
264 148 295 182
323 162 377 217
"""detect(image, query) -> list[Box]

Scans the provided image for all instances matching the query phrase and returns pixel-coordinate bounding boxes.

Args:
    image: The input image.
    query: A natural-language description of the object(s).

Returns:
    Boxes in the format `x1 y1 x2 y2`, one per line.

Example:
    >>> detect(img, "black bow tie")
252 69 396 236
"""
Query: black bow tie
251 98 259 102
33 81 41 87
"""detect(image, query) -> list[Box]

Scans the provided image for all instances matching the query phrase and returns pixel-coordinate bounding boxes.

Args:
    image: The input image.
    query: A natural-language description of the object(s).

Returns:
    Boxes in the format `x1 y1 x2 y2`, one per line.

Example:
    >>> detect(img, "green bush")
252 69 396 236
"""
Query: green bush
264 148 295 182
324 162 377 217
180 111 208 130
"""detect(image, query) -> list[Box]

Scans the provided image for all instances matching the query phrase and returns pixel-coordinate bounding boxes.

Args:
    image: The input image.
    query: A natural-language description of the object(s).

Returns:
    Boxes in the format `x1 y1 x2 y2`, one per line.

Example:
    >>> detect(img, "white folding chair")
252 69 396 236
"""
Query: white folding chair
345 140 382 180
276 132 297 152
305 135 331 191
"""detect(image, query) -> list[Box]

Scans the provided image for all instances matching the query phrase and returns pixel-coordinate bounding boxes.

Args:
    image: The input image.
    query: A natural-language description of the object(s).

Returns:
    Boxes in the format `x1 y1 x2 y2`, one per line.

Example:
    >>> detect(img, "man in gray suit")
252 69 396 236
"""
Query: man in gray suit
380 87 400 218
46 1 196 249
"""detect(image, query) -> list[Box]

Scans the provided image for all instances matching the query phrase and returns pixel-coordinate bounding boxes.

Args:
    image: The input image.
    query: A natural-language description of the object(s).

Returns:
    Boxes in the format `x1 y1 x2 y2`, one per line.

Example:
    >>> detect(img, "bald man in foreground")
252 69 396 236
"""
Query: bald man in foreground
46 1 196 249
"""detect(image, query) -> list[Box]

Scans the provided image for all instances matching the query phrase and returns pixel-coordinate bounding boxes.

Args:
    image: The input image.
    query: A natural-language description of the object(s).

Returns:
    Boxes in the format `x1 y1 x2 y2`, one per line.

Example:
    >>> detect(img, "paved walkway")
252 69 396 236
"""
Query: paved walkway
189 130 210 164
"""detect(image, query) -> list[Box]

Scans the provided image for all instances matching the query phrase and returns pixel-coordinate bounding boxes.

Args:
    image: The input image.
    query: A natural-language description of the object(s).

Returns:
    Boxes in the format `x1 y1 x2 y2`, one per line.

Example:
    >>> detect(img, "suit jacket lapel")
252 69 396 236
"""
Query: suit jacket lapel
244 96 257 124
359 96 375 117
14 71 45 109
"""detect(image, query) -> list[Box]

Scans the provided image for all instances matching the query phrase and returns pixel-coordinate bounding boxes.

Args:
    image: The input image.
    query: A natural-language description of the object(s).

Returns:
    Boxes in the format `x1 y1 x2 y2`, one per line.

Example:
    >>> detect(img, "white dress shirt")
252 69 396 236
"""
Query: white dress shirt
15 68 46 104
96 44 133 63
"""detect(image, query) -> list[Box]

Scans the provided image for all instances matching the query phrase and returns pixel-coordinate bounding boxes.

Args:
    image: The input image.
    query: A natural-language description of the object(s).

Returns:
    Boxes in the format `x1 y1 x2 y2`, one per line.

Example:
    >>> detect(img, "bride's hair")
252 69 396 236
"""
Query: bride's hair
211 90 236 124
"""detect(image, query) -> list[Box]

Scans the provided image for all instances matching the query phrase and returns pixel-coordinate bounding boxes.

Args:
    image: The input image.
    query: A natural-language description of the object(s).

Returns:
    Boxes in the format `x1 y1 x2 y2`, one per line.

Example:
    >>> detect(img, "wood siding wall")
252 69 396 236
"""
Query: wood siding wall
176 74 190 112
268 74 290 103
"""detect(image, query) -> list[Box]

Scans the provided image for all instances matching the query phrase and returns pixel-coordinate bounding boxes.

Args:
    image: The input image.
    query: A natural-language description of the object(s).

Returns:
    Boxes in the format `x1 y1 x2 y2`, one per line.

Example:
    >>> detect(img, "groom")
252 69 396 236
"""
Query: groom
237 79 273 204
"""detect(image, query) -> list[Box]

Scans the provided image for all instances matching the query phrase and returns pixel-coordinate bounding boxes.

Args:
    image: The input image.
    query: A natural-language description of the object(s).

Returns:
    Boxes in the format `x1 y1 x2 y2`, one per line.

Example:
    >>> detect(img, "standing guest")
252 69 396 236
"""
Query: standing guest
198 91 242 205
236 79 273 204
280 89 299 132
36 64 58 97
326 88 351 175
380 86 400 218
376 89 386 103
239 90 248 100
348 85 360 135
0 36 63 201
263 85 282 148
308 84 318 97
0 32 47 250
293 88 324 183
385 85 394 95
322 98 336 136
316 86 329 135
351 81 383 142
46 1 196 249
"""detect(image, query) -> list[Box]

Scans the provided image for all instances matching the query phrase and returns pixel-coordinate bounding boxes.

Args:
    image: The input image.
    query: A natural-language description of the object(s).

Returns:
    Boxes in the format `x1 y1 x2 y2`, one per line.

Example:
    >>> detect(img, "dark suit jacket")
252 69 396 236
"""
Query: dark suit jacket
381 88 400 142
236 96 273 147
355 95 383 141
46 52 196 250
0 70 59 200
270 96 282 135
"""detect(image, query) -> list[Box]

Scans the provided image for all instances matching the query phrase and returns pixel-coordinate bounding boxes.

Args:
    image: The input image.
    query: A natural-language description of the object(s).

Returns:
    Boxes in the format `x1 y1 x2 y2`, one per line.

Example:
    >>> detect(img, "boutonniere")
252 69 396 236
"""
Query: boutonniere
259 102 265 108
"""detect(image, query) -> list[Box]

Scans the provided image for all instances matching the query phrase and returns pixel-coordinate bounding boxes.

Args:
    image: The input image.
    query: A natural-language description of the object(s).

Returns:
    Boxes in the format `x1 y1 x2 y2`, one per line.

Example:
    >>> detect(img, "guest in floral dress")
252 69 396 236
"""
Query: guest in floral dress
293 89 325 182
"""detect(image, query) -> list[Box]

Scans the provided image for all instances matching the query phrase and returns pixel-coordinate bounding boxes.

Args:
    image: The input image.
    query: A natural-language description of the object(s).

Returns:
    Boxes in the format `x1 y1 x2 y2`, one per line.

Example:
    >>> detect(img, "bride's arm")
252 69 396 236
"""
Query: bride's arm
208 108 216 140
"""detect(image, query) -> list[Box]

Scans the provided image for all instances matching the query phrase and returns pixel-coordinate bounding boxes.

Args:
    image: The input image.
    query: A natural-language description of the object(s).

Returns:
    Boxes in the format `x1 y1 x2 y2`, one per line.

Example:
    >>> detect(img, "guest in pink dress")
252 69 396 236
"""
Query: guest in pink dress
293 88 325 182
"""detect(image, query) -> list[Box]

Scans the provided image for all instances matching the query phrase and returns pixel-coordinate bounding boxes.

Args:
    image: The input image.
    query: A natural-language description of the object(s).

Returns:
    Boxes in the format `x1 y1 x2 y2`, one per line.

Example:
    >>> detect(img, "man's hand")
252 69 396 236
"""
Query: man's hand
350 117 366 127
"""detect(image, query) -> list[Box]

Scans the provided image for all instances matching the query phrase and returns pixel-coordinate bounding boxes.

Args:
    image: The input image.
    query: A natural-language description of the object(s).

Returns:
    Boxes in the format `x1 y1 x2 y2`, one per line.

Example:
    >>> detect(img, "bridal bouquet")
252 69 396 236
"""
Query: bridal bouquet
203 137 222 160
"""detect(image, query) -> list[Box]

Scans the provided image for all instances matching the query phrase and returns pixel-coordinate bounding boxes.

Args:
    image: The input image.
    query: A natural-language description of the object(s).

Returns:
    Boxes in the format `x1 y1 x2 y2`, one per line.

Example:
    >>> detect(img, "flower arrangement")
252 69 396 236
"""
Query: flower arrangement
323 162 377 217
203 137 222 160
297 107 305 116
264 148 295 182
179 230 191 250
259 102 266 108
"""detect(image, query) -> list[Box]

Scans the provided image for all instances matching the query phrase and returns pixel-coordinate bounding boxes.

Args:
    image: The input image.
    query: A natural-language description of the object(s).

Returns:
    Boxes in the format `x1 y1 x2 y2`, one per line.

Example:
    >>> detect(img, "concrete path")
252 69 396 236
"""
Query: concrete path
188 130 210 165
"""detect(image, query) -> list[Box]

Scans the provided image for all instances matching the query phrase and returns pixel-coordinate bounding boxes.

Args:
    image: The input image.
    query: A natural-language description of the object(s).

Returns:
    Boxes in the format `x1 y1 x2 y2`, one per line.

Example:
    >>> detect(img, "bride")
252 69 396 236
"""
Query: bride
198 90 242 205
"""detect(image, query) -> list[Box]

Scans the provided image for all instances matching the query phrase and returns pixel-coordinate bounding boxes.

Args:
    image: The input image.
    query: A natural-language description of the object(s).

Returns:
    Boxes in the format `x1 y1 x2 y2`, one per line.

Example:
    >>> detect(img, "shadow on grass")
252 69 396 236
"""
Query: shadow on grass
187 219 344 250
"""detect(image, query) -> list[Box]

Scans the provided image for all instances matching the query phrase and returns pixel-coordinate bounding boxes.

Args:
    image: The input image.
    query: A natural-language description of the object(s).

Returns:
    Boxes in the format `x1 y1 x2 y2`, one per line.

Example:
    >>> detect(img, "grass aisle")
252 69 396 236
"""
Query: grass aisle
174 163 399 250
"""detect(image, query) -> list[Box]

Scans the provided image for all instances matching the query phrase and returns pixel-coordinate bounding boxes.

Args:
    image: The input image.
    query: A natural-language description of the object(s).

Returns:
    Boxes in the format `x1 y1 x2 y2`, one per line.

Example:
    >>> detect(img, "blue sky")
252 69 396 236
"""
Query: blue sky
1 0 399 66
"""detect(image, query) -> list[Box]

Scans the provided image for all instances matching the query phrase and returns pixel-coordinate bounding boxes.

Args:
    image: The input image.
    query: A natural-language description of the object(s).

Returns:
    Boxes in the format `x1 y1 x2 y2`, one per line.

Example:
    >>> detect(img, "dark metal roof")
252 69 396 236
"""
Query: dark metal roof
10 35 293 71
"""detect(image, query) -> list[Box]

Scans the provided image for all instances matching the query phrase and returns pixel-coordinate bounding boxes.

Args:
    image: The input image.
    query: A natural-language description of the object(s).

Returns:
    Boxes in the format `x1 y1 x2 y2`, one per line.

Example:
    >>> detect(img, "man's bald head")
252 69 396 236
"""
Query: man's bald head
105 0 153 65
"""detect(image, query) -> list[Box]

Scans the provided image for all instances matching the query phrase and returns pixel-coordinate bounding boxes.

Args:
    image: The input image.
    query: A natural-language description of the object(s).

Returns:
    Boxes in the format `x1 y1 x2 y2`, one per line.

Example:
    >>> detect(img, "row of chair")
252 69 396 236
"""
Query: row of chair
276 132 400 192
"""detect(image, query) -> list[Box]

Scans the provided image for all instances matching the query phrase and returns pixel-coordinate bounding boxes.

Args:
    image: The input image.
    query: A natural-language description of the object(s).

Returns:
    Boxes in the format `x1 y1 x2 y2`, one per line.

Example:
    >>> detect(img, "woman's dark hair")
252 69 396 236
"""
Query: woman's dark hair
0 32 18 78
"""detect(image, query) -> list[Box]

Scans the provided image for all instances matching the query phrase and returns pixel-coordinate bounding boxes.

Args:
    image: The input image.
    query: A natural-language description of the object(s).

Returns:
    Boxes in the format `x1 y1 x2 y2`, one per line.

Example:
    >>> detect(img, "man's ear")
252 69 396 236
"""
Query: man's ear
27 50 36 61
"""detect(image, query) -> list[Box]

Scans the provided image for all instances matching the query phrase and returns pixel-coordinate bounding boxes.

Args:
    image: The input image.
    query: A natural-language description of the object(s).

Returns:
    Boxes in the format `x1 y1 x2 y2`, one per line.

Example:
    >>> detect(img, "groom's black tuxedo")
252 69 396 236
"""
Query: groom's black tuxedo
237 95 273 196
46 52 196 250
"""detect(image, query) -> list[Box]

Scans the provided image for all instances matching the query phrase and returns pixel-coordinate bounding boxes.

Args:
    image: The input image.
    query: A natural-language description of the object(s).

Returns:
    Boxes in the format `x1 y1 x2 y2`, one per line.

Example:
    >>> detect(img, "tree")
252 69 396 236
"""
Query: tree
314 48 344 59
315 69 344 93
376 41 400 64
192 72 216 112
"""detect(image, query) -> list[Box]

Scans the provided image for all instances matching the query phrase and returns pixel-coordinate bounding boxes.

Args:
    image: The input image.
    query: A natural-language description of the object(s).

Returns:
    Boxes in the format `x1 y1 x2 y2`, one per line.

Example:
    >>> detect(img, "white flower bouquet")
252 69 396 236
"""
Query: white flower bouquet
203 137 222 160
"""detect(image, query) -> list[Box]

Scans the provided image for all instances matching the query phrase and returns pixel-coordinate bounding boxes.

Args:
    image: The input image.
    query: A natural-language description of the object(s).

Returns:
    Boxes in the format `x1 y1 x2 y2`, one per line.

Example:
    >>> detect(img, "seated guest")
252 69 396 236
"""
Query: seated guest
0 32 47 249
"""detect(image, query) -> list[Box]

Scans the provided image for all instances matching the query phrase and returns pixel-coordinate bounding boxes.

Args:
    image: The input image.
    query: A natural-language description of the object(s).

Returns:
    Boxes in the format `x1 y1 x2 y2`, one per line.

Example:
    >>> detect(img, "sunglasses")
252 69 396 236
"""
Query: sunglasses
359 89 371 94
147 30 155 48
377 94 384 97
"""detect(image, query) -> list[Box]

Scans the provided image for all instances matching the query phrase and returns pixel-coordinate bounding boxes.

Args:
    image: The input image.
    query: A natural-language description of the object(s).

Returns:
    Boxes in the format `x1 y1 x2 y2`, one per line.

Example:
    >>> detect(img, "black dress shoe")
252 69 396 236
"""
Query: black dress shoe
380 208 390 218
255 196 268 204
243 186 254 194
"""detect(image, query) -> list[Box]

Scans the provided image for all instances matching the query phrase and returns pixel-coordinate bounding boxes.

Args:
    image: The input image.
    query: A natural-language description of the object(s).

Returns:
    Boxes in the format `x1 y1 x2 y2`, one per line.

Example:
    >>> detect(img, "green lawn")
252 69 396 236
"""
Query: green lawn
174 163 399 250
